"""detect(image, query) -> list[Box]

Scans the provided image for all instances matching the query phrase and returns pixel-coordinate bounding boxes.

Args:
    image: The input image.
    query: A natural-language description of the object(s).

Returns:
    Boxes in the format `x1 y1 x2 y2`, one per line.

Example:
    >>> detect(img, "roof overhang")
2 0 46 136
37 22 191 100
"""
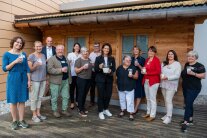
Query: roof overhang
14 1 207 28
60 0 172 12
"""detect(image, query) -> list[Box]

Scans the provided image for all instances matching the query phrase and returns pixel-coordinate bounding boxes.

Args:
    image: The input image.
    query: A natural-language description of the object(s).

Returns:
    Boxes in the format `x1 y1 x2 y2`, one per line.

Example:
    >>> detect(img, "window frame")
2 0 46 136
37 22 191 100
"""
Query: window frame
65 33 90 54
121 34 149 60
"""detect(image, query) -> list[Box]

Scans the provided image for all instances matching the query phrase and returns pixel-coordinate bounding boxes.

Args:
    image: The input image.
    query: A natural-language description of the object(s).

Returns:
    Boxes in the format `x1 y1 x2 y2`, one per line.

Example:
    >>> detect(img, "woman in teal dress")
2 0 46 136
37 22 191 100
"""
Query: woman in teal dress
2 36 30 130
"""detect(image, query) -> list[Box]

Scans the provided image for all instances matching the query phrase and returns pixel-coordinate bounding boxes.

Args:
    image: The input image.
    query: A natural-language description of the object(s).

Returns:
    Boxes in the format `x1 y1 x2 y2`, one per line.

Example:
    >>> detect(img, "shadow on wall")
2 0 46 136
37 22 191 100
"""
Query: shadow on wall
194 19 207 105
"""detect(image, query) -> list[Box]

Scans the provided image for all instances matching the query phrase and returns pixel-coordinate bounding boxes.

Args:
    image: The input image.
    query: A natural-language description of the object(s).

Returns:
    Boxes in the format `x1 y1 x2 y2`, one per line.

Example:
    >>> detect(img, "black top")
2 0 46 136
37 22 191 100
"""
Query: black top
131 56 145 78
116 65 136 91
94 55 116 83
181 62 205 91
56 56 69 80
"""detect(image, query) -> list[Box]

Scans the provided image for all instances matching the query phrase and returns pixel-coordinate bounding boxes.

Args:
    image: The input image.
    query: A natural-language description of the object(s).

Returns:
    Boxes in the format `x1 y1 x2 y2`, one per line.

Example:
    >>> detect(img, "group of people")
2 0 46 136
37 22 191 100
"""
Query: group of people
2 36 205 133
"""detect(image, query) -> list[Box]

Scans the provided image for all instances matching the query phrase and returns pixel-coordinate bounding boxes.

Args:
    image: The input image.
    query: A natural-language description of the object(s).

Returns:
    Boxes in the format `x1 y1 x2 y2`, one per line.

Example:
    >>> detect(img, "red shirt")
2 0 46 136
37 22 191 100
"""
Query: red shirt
142 56 161 86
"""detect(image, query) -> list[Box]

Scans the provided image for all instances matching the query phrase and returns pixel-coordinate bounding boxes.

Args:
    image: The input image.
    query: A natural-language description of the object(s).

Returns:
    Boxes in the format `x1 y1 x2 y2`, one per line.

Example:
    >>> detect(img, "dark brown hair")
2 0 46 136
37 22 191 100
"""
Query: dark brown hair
163 50 179 66
72 42 81 53
101 43 112 56
148 46 157 53
94 42 100 46
10 36 25 50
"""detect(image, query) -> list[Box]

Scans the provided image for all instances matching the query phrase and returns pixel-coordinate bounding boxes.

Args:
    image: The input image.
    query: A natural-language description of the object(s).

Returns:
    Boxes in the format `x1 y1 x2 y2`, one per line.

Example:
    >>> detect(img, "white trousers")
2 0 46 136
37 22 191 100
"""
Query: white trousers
144 81 159 118
161 88 176 117
30 81 46 111
118 90 134 113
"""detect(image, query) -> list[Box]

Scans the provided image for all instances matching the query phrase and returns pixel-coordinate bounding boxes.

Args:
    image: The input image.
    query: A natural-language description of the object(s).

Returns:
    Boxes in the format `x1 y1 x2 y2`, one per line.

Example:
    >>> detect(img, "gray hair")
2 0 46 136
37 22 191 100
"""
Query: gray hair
187 50 199 59
81 47 88 53
56 45 64 50
123 55 132 61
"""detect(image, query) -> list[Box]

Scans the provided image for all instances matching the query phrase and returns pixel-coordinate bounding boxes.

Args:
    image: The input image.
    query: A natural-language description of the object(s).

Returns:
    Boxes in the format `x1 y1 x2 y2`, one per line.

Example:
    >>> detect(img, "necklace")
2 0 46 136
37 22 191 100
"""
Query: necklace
74 52 79 57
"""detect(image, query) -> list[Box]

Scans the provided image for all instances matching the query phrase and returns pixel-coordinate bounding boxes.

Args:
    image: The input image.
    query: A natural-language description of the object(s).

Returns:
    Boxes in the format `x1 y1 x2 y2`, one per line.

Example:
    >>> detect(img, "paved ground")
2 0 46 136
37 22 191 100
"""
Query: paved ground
0 101 206 138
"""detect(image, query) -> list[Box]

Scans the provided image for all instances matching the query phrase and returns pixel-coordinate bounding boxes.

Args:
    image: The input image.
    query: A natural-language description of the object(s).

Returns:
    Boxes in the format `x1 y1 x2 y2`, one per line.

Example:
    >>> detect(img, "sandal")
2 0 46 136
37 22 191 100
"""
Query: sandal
117 111 125 118
133 109 138 115
129 114 134 121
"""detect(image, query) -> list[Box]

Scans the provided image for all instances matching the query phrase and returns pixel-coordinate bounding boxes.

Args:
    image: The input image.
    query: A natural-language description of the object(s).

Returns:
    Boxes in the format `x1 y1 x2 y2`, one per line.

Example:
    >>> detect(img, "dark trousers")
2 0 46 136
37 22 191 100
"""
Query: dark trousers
96 81 113 112
90 72 96 103
183 89 200 122
77 77 91 112
70 76 78 103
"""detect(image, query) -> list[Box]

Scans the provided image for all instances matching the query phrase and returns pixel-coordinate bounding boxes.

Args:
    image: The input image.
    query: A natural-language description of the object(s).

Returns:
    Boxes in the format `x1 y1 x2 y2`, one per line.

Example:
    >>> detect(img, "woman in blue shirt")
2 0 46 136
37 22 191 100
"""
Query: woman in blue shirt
2 36 30 130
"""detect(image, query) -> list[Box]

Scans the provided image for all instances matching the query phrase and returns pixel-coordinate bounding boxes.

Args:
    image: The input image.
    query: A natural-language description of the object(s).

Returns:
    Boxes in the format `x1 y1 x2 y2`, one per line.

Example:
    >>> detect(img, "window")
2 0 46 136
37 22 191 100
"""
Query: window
122 35 148 59
67 37 86 53
122 35 134 57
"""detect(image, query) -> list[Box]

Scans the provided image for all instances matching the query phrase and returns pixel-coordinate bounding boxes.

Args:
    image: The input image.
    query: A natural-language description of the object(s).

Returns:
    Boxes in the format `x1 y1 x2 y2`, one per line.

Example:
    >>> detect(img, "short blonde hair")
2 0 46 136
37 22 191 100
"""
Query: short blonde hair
34 41 42 46
187 50 199 59
132 46 141 56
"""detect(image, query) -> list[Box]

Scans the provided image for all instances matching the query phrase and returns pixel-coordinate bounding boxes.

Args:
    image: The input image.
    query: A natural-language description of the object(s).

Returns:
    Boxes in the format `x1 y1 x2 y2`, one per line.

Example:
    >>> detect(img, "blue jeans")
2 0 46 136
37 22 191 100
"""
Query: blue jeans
183 89 200 122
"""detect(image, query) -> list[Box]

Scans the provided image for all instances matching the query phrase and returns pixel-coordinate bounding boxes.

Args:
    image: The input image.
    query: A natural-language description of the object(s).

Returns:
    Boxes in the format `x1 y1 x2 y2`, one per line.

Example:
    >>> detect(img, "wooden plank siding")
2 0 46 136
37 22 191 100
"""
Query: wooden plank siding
0 0 72 100
41 18 196 107
0 92 6 100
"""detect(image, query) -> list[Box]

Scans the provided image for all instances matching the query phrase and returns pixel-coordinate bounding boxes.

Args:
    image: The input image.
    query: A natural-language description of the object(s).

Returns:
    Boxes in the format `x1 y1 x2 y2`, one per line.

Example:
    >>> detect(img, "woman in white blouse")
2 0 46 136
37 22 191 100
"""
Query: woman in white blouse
67 43 81 109
160 50 181 124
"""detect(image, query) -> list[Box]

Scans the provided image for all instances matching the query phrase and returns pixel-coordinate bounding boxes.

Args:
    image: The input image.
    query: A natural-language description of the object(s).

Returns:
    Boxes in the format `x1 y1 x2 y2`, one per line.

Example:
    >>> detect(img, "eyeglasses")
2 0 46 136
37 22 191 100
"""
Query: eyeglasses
82 51 89 54
187 55 196 58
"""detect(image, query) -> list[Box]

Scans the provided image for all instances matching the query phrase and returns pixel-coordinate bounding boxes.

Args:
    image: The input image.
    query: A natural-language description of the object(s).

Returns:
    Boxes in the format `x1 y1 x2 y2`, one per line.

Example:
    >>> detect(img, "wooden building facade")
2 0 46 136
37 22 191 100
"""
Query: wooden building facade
13 0 207 108
41 18 204 108
0 0 73 101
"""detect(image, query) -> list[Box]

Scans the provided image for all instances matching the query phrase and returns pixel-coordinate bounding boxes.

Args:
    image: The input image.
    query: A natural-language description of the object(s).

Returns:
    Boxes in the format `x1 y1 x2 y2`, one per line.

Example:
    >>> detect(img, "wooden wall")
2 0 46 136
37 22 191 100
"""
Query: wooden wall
41 18 197 108
0 0 72 100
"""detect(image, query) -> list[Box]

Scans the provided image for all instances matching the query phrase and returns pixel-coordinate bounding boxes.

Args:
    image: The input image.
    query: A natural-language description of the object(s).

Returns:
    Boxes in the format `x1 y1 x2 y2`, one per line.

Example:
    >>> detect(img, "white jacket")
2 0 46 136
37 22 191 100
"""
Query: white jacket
160 61 181 91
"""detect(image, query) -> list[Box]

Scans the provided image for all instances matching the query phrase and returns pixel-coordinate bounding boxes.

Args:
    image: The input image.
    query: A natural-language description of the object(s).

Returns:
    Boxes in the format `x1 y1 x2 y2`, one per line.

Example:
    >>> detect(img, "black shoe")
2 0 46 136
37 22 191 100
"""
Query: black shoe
77 108 88 114
188 120 193 125
89 102 95 107
117 111 125 118
18 120 29 129
79 111 87 117
180 120 193 126
70 103 75 110
11 121 19 130
181 123 188 132
129 114 134 121
132 109 138 115
70 106 75 110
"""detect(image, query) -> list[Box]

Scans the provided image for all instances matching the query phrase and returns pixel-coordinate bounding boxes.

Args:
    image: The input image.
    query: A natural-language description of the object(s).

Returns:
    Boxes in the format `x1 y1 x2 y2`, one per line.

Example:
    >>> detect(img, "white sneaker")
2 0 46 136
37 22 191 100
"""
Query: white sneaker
38 115 47 120
163 116 171 124
99 112 105 120
161 115 167 121
103 109 112 117
32 116 41 123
